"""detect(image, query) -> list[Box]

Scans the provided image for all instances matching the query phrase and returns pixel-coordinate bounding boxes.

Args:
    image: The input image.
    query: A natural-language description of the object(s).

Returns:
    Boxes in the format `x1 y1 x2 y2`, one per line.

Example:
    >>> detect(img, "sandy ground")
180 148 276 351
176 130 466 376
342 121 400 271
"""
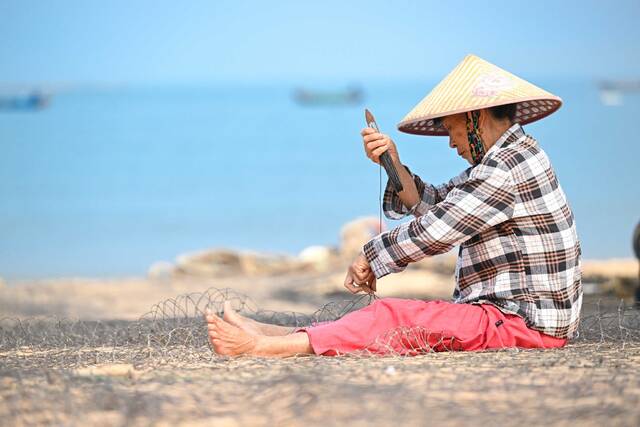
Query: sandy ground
1 257 639 426
0 259 459 321
2 340 639 426
1 257 637 321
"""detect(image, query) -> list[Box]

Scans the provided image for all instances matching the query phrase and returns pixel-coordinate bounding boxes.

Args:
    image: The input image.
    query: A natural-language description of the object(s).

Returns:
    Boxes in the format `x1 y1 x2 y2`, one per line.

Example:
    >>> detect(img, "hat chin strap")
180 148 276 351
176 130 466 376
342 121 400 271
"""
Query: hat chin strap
466 111 485 165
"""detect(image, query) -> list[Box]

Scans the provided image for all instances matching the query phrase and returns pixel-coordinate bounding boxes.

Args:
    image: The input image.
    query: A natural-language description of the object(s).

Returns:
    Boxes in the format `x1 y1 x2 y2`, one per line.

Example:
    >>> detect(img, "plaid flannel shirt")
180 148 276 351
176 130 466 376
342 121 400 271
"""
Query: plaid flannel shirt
363 123 583 339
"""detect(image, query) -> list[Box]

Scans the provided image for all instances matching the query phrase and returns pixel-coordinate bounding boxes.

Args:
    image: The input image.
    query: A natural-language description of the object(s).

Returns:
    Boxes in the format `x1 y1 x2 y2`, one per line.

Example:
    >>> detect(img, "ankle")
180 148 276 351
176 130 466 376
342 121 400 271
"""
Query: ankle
252 335 270 355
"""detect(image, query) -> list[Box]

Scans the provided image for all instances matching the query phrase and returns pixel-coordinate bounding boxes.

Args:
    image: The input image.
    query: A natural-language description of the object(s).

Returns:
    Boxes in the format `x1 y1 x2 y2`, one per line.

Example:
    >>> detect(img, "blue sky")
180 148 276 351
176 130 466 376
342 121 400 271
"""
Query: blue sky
1 0 639 84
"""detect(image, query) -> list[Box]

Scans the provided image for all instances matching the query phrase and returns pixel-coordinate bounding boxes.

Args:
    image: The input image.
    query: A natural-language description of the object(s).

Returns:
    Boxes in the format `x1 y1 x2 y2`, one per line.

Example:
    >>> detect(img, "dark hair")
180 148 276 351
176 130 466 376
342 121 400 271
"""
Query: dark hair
434 103 518 128
487 103 518 123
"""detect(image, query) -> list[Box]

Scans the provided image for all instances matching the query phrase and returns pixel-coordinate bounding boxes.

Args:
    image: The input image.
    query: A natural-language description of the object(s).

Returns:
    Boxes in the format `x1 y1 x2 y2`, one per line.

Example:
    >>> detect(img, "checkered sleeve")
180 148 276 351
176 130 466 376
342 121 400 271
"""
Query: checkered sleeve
364 158 515 278
382 165 472 219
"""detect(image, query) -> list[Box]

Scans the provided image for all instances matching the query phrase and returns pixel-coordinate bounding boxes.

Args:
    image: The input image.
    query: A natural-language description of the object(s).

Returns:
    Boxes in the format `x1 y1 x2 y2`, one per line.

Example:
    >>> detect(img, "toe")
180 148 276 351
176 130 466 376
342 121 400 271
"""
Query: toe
206 312 223 325
223 300 233 313
223 301 240 323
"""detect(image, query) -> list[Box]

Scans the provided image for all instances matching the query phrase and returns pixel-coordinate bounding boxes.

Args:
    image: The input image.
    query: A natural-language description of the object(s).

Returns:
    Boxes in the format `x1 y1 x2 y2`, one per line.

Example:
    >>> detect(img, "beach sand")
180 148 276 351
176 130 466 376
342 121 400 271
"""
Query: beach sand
1 256 639 426
1 256 637 320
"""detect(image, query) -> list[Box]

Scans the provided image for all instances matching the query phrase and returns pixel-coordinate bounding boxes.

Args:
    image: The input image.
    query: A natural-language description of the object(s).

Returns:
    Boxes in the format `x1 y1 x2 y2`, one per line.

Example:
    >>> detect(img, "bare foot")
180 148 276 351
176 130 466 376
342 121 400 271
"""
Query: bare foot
205 309 314 358
222 301 294 336
222 300 263 335
205 309 262 356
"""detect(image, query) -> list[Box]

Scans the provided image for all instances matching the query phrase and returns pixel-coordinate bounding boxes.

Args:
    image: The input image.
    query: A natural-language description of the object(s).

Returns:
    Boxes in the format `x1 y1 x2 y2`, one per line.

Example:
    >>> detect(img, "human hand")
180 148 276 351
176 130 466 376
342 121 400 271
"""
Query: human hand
344 253 377 294
361 127 401 167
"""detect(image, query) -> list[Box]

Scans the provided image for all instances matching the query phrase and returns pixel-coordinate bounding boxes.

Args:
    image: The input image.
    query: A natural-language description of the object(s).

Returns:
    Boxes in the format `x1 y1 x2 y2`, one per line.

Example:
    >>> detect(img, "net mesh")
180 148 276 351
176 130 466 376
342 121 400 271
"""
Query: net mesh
2 287 640 426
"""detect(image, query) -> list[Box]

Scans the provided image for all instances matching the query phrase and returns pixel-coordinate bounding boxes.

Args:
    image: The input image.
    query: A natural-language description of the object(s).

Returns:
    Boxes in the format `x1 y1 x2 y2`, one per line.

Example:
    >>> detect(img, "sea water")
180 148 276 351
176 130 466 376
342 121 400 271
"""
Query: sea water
1 80 638 279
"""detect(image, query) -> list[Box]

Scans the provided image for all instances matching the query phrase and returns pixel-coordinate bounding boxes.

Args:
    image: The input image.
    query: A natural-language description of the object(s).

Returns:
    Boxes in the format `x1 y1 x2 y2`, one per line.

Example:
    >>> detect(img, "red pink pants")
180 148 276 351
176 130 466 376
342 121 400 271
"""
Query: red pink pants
293 298 567 356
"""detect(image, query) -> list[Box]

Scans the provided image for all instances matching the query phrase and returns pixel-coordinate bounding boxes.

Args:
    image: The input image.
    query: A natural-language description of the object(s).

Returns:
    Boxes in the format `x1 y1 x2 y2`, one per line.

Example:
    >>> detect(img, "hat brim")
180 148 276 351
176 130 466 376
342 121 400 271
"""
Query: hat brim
397 97 562 137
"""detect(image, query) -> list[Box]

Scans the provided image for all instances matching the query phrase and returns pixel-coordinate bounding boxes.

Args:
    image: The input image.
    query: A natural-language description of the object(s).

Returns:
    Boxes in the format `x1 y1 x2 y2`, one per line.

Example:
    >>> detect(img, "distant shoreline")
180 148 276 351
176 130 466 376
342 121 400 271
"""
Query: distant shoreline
2 256 638 285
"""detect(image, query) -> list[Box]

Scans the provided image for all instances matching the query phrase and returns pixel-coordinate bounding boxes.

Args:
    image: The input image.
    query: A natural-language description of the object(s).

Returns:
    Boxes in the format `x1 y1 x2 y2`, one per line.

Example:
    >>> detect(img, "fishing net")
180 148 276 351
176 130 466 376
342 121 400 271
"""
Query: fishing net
2 287 640 426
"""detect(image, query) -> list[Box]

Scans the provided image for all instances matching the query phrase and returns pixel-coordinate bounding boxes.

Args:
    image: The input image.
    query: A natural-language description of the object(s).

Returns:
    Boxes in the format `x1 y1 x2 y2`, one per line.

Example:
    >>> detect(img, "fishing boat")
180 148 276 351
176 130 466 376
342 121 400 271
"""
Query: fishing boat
0 91 50 111
293 86 364 106
597 80 640 106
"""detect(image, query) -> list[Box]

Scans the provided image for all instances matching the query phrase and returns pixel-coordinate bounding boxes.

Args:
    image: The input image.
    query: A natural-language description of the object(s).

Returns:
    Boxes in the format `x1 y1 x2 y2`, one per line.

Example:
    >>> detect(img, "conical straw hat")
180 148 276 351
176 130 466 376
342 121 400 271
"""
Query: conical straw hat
397 54 562 136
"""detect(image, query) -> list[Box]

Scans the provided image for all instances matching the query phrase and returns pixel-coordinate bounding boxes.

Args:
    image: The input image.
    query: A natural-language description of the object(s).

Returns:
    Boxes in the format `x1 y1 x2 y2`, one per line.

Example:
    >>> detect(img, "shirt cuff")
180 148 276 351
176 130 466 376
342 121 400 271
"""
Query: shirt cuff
382 165 435 220
362 238 403 279
406 200 424 217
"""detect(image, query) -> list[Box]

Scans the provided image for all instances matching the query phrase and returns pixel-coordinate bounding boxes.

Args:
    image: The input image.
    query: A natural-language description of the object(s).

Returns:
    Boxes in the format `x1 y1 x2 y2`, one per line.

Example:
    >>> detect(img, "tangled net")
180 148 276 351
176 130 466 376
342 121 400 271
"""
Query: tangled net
2 287 640 363
2 288 640 426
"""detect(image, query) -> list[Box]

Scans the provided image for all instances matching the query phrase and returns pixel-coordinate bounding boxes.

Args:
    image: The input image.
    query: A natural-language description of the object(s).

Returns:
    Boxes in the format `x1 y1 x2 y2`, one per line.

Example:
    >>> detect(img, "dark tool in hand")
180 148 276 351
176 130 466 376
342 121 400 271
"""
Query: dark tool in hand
364 109 403 193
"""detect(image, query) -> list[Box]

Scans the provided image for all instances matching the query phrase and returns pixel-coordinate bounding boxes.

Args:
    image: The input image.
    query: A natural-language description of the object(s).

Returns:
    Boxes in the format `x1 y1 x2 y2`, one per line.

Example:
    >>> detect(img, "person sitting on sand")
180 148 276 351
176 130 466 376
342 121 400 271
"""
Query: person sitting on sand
205 54 583 357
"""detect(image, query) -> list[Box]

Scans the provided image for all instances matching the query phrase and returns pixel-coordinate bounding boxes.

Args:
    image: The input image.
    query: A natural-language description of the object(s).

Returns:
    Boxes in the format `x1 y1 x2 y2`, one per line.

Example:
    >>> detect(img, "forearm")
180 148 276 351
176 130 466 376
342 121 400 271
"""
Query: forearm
393 160 420 210
366 160 515 279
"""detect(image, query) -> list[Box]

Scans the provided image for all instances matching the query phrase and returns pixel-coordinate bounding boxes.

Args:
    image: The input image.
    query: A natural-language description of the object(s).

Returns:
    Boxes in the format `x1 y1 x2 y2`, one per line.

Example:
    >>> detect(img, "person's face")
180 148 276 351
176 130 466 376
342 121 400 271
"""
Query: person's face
442 114 474 165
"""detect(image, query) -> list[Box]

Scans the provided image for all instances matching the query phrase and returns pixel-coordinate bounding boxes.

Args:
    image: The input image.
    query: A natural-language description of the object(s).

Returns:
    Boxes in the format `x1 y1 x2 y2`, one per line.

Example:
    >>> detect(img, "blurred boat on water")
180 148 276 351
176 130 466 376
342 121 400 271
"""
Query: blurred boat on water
0 91 50 111
597 80 640 106
293 85 363 106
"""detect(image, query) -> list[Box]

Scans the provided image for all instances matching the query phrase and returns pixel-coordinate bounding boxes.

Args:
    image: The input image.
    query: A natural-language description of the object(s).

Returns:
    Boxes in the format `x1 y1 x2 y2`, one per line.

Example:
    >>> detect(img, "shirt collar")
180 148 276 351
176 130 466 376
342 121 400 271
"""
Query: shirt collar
485 123 525 157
